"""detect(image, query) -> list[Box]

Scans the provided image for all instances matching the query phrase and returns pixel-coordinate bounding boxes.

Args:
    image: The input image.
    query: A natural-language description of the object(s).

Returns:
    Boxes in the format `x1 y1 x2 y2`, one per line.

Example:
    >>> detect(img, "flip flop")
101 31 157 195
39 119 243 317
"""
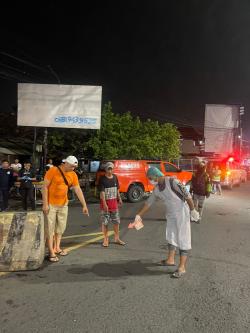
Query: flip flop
114 240 126 246
172 270 186 278
158 260 176 266
55 250 68 256
48 256 59 263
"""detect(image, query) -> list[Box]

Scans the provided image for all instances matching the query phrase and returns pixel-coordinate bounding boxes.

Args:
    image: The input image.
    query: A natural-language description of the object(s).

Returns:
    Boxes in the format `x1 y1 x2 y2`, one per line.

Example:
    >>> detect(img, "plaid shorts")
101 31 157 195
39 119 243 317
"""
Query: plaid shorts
100 210 120 226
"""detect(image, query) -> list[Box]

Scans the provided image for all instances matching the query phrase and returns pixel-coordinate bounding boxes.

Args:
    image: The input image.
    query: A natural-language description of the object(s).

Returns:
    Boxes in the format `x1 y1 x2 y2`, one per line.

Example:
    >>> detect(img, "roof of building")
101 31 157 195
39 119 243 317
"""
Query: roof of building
178 127 204 140
0 138 33 155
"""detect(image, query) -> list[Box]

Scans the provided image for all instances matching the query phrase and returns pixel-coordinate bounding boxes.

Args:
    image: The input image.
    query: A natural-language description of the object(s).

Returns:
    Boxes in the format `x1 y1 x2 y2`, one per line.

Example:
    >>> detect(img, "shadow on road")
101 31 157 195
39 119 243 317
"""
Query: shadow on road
7 260 177 284
67 260 176 278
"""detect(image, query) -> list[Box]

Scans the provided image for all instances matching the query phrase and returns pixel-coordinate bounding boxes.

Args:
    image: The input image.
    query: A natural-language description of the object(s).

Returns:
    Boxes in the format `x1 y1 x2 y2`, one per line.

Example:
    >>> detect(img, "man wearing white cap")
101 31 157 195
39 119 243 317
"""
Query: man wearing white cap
42 156 89 262
98 161 125 247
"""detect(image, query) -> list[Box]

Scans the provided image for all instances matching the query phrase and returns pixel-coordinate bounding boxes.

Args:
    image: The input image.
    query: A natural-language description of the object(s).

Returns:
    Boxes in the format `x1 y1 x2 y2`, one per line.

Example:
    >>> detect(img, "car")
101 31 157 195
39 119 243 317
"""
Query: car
207 157 245 190
96 160 192 202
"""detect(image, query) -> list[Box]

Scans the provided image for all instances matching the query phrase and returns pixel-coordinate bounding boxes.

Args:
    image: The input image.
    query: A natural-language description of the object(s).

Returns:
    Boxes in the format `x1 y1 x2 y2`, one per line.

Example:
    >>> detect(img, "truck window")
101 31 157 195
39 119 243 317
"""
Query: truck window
164 163 178 173
147 162 161 170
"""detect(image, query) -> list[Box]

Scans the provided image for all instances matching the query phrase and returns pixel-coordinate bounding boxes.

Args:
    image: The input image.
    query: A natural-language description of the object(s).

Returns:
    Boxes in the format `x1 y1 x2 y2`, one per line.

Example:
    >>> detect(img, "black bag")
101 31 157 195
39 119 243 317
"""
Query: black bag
169 177 186 202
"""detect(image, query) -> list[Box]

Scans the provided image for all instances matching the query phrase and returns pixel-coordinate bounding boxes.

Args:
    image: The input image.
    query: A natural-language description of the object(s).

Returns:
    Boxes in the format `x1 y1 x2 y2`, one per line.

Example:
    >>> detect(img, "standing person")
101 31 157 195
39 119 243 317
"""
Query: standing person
42 156 89 262
99 162 125 247
212 165 222 195
46 159 54 171
206 162 214 180
11 158 22 179
18 161 36 211
10 158 22 196
190 162 211 223
0 160 13 212
133 167 199 278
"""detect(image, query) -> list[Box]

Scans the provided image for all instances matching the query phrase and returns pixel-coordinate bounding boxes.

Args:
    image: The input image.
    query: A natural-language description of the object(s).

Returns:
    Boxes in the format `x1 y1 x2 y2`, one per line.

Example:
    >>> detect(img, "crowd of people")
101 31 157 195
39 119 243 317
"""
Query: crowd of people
0 158 55 212
0 155 223 278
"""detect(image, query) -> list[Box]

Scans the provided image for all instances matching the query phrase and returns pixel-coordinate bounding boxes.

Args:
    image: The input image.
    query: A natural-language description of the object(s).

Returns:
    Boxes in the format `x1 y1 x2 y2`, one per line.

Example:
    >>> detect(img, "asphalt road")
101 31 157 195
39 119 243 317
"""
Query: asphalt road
1 182 250 333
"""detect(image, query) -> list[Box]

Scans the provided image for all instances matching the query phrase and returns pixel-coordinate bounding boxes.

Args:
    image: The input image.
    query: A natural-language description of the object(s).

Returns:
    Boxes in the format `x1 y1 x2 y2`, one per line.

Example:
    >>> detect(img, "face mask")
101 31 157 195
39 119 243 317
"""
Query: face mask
149 180 158 185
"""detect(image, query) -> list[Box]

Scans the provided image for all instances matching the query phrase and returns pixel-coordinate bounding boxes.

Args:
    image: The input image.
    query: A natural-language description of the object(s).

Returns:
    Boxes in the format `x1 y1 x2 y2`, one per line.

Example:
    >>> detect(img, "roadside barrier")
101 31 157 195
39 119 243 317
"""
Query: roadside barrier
0 211 45 271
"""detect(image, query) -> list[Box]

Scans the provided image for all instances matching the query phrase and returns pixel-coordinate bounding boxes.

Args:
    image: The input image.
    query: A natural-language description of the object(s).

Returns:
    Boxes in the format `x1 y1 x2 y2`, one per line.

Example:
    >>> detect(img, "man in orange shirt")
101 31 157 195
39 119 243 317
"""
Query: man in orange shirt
42 156 89 262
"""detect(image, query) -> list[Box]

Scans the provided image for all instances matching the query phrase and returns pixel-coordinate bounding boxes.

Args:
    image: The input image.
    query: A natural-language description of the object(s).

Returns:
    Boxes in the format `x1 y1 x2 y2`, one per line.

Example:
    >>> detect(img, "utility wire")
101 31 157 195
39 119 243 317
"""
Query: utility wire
0 71 32 82
0 51 61 83
0 62 27 75
0 51 51 73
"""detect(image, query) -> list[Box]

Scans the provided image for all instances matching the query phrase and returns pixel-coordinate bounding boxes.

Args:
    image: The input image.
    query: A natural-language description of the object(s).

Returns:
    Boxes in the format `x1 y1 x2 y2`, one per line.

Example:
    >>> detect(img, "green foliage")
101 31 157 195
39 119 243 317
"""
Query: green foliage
86 102 180 160
43 101 180 160
47 128 91 158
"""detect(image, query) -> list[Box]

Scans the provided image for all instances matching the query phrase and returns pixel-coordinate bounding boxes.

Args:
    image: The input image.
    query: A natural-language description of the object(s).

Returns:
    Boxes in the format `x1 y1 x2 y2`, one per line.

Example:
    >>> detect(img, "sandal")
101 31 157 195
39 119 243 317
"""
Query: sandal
115 240 126 246
102 239 109 247
55 250 68 256
158 260 176 266
48 256 59 263
172 270 186 278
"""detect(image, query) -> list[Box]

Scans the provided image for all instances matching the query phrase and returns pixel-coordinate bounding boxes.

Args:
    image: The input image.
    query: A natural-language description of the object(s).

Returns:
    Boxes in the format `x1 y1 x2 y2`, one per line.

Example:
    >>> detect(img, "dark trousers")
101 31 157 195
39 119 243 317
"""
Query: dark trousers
20 188 35 211
0 189 9 211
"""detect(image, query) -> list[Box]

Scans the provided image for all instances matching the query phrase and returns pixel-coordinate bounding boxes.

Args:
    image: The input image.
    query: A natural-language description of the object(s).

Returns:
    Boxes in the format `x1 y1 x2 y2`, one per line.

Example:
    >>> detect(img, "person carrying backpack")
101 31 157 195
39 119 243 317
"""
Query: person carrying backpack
190 161 211 223
133 167 199 278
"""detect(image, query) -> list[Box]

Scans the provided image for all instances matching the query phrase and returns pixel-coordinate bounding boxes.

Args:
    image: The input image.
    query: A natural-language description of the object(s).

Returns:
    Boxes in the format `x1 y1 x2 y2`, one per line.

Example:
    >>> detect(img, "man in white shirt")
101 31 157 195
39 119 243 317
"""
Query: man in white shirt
11 159 22 177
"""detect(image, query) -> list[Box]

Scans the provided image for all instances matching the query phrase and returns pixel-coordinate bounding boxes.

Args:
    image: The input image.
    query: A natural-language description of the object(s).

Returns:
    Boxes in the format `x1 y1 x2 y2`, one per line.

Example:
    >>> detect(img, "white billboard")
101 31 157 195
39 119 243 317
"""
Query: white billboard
204 104 239 154
18 83 102 129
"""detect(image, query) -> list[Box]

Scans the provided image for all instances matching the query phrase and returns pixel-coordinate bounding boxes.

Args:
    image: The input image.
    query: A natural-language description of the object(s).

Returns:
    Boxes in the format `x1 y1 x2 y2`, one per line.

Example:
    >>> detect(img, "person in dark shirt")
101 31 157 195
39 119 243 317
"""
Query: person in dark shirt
98 162 125 247
190 161 211 223
0 160 13 211
18 161 36 211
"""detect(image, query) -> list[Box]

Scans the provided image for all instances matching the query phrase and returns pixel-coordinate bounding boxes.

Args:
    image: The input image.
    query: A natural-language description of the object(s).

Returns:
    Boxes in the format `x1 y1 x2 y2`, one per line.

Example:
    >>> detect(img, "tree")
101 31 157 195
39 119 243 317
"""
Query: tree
86 102 180 160
47 128 91 158
86 102 120 159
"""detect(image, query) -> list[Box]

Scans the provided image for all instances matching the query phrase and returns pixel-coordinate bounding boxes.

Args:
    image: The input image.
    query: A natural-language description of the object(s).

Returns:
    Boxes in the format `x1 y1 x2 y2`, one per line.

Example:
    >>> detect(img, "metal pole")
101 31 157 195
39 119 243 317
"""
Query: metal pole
32 127 37 166
239 106 245 160
240 127 243 160
43 128 48 172
239 108 241 159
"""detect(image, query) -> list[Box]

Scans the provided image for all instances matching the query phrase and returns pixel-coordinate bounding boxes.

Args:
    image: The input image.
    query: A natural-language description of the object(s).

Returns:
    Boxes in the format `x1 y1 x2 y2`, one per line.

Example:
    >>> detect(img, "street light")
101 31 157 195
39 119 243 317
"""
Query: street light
239 106 244 160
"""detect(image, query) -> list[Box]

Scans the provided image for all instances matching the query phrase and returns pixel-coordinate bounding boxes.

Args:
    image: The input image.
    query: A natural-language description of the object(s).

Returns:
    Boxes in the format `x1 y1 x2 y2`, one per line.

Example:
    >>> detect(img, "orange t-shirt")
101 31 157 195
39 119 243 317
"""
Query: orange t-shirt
45 166 79 206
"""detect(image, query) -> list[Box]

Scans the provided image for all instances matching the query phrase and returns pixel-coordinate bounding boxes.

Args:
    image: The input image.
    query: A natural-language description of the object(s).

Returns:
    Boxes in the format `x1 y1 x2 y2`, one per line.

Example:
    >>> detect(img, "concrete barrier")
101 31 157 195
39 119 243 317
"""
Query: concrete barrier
0 211 45 271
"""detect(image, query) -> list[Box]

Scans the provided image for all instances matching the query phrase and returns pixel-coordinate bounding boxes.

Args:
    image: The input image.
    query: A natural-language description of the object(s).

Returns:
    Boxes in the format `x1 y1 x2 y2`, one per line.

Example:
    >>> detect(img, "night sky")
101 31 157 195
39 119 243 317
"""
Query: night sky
1 1 250 138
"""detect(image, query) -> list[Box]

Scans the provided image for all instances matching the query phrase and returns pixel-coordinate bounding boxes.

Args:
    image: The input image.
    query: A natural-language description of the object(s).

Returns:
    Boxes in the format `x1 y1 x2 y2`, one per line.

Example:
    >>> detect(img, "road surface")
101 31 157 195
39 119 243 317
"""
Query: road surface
1 182 250 332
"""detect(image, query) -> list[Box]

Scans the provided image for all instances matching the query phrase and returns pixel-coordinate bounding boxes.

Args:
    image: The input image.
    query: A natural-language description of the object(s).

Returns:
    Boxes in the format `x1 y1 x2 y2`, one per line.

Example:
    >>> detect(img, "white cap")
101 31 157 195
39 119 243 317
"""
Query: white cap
105 162 114 171
62 156 78 166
